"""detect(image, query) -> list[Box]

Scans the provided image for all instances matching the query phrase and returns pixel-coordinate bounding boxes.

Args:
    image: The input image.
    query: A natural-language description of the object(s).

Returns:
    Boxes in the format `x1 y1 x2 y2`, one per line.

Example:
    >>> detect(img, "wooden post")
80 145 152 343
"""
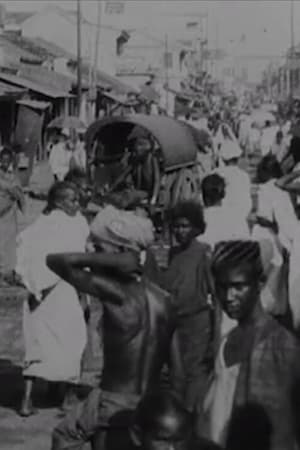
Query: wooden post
165 34 169 114
93 0 102 87
77 0 82 116
290 0 295 100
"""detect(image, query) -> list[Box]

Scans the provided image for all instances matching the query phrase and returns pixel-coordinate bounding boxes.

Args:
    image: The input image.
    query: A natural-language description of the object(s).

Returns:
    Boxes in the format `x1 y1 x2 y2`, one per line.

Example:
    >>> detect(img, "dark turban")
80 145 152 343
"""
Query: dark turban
212 240 264 279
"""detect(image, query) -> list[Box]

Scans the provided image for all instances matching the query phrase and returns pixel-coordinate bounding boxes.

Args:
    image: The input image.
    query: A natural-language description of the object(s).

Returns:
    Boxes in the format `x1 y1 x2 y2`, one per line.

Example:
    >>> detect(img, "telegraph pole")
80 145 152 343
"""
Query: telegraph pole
93 0 102 88
164 34 169 113
215 20 219 80
77 0 82 116
290 0 295 100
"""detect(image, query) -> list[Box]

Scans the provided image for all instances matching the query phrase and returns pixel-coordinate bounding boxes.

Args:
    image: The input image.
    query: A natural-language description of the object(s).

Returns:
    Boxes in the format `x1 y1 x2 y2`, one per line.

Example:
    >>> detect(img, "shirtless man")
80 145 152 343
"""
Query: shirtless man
47 205 183 450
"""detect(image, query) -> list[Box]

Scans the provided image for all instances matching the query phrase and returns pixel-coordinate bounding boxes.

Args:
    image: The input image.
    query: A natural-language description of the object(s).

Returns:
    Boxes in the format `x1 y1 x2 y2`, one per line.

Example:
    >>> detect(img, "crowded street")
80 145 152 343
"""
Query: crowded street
1 1 300 449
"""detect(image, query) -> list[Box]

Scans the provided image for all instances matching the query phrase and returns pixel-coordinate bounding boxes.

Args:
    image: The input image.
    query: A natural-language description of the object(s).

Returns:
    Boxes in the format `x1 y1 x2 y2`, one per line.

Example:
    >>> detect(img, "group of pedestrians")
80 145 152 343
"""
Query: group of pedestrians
4 98 300 450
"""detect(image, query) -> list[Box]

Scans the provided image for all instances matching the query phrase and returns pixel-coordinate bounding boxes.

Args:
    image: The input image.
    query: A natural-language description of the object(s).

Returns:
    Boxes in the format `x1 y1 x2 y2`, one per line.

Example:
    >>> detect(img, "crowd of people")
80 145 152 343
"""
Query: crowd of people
3 97 300 450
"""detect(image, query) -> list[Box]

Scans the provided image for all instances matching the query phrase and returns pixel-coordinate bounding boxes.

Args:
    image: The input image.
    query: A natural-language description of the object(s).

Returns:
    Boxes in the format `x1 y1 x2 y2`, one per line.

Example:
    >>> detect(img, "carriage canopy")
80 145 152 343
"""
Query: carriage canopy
85 114 198 171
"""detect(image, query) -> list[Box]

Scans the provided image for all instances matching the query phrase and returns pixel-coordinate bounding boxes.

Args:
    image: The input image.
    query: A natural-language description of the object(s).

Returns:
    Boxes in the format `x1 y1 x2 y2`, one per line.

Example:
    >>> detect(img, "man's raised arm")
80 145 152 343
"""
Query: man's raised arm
46 252 139 304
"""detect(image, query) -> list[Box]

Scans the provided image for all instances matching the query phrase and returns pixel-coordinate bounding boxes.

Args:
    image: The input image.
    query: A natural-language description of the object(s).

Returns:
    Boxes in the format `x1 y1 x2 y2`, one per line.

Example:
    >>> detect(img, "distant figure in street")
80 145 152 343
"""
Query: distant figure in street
0 147 25 285
70 129 87 173
215 139 252 226
49 129 73 181
246 123 260 159
261 120 279 157
271 130 288 164
199 173 250 249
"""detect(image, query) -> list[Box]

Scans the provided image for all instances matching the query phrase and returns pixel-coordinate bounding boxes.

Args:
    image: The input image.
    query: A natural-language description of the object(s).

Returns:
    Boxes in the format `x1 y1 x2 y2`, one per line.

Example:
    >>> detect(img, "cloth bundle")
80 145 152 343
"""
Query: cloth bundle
90 205 154 252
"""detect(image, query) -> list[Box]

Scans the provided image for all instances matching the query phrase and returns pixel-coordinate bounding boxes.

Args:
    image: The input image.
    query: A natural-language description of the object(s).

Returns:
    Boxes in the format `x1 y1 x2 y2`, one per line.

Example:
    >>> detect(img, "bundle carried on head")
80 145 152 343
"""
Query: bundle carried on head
90 204 154 252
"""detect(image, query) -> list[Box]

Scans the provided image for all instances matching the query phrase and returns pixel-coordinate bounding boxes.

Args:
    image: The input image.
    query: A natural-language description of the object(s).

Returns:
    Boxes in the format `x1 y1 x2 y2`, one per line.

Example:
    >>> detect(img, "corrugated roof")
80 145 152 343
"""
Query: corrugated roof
67 59 138 95
6 11 34 25
19 65 75 92
33 37 74 59
0 35 43 64
17 99 51 109
1 33 73 61
0 71 73 98
97 69 139 95
101 90 128 104
0 80 25 97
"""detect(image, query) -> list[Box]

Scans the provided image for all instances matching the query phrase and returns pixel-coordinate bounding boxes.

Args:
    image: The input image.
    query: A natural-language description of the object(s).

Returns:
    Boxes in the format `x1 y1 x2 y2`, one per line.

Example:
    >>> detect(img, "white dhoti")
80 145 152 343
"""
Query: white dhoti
23 281 87 382
16 209 90 382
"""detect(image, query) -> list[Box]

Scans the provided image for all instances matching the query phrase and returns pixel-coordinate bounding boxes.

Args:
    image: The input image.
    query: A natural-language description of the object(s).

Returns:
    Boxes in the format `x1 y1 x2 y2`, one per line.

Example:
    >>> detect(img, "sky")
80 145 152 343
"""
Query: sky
2 1 296 55
1 0 298 79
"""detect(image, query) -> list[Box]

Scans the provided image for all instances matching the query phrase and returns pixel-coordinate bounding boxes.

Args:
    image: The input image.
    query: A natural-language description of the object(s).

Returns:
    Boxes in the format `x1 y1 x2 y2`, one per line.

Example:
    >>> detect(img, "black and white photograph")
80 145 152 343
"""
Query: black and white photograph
0 0 299 449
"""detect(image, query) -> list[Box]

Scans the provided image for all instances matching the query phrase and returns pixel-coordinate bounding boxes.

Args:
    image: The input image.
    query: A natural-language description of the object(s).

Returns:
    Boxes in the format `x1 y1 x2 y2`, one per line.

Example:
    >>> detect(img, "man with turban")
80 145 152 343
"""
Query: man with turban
201 240 300 450
47 206 184 450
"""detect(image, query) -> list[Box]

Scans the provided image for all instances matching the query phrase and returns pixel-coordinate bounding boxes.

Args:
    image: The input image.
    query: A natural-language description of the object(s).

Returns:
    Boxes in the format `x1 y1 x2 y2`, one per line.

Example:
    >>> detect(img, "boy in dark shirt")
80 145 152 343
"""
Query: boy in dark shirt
163 201 214 414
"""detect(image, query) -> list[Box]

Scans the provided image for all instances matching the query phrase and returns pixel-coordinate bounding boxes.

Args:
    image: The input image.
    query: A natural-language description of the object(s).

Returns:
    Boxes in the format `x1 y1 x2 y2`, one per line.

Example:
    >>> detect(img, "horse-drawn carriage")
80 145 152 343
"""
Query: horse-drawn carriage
85 114 213 213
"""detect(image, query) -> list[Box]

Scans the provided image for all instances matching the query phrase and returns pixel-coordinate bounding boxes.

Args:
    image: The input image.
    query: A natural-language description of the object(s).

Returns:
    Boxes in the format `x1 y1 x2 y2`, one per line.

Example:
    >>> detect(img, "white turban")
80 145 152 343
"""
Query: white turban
90 205 154 251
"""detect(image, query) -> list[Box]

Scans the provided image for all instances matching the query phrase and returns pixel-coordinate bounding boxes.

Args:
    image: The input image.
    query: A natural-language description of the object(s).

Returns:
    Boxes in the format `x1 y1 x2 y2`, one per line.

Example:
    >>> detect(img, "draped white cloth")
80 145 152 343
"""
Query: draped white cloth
16 210 89 382
215 165 252 224
254 180 298 317
204 337 240 446
256 180 297 252
199 205 250 249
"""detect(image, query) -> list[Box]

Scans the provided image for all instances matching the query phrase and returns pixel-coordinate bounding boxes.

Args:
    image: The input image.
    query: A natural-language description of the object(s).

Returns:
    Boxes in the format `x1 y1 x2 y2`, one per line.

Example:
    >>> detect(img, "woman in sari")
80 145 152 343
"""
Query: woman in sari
16 181 89 416
0 148 25 285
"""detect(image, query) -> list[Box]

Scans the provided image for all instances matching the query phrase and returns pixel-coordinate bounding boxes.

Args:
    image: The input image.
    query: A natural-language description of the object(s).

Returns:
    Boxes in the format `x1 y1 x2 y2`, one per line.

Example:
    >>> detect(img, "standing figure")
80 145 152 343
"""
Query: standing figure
16 182 89 416
253 154 296 317
70 129 87 173
203 240 300 450
163 200 214 413
215 140 252 226
199 174 250 340
0 147 25 285
47 205 183 450
49 129 73 181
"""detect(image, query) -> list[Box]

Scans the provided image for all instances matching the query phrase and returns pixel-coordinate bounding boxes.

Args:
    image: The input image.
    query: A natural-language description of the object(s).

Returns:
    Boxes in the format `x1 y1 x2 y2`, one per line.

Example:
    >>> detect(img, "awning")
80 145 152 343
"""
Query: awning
0 80 25 97
17 99 51 110
0 72 74 98
96 70 139 95
101 90 128 104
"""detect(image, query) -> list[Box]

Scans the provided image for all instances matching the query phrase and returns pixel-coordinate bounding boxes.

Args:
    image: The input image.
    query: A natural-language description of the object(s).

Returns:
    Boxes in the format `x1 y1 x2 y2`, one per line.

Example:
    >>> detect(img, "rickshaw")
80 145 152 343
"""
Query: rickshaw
85 114 211 213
